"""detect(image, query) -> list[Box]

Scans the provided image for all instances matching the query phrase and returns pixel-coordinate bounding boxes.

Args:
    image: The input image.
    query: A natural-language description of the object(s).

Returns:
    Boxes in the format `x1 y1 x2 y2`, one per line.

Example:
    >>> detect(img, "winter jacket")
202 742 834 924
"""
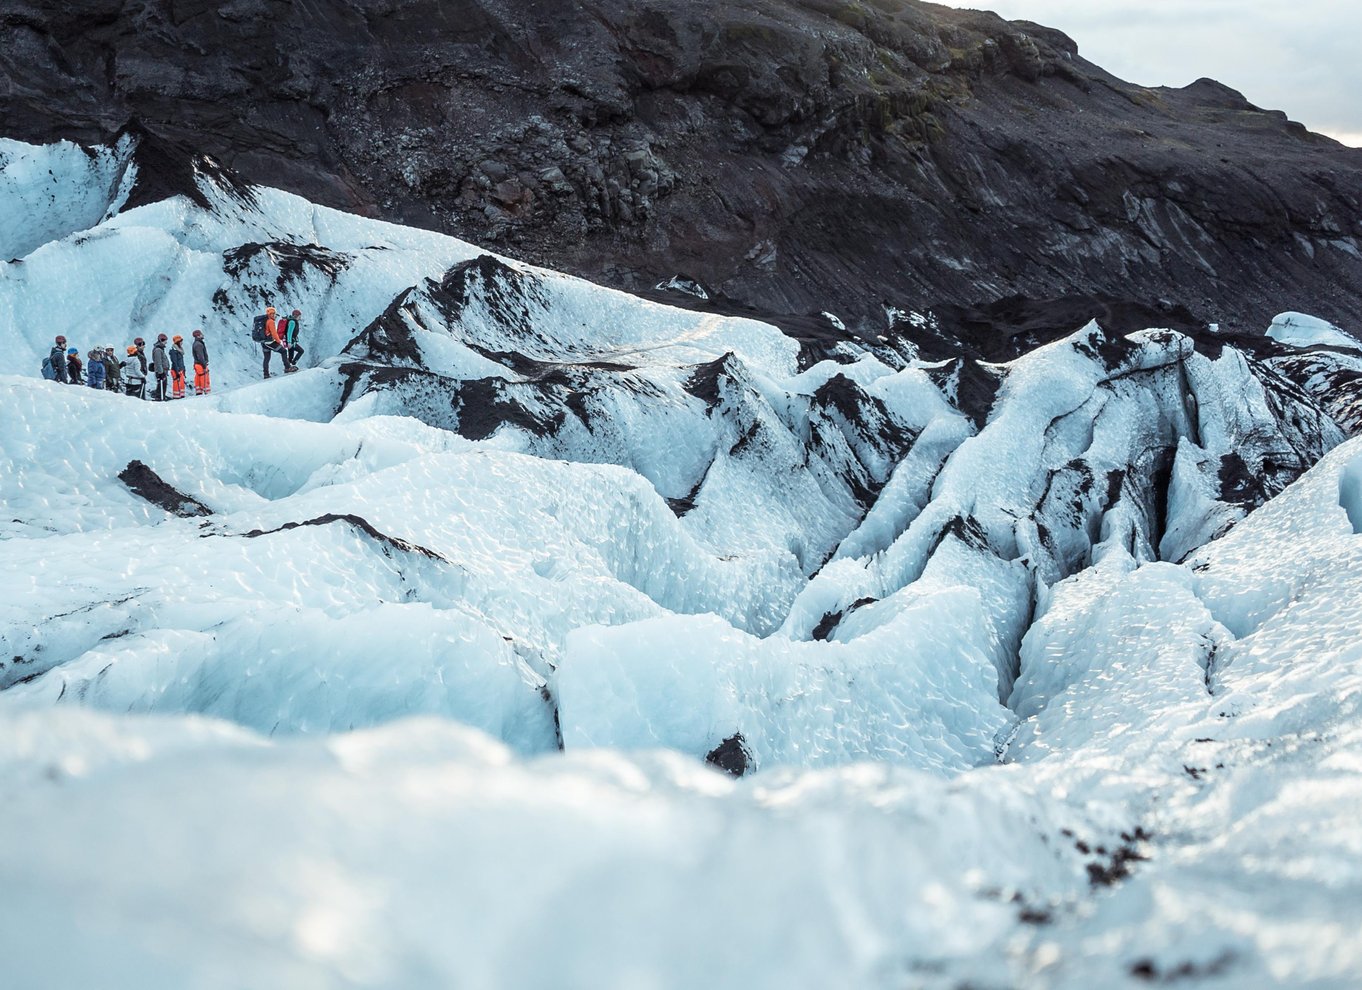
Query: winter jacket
169 344 186 373
135 347 148 374
121 359 145 384
87 356 106 388
281 315 300 345
104 355 121 388
66 356 83 384
49 344 68 383
192 338 208 367
265 314 283 345
151 342 169 376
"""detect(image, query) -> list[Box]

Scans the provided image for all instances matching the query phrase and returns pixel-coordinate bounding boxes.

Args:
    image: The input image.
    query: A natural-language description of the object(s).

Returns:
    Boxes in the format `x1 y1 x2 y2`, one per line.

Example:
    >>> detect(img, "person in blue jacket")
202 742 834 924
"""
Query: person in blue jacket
86 348 107 390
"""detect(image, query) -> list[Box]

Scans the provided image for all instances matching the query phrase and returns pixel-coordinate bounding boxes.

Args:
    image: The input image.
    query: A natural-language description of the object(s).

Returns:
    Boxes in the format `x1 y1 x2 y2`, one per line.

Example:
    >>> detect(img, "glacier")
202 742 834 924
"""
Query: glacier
3 134 1362 988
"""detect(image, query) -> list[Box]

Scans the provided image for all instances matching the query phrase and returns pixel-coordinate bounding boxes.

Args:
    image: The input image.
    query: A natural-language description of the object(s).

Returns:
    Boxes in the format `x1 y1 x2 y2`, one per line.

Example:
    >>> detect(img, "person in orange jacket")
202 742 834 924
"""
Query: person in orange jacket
261 306 285 378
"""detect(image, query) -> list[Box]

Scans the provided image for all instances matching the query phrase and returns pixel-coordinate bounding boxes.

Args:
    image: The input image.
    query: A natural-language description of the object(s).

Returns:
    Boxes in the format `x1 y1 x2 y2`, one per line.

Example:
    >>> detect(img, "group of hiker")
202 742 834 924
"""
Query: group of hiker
256 307 304 378
38 304 307 396
44 332 211 401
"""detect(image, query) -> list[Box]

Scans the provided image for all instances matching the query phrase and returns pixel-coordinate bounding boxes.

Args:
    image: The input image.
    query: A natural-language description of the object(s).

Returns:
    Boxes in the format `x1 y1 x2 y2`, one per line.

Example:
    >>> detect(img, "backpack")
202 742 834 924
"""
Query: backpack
251 314 268 342
282 316 298 343
41 357 56 380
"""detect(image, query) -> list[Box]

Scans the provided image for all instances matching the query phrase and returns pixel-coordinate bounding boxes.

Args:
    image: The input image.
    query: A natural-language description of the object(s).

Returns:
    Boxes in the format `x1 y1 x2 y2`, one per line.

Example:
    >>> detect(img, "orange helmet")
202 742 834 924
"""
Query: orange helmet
126 345 137 355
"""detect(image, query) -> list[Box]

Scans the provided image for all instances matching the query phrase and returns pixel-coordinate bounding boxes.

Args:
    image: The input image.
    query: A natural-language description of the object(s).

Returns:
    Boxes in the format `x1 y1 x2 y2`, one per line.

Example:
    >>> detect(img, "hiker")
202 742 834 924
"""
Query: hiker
169 335 187 399
257 306 290 378
46 335 69 383
151 334 170 402
66 348 83 385
131 337 149 379
86 348 107 390
103 345 122 393
122 346 146 398
191 330 211 395
281 308 303 371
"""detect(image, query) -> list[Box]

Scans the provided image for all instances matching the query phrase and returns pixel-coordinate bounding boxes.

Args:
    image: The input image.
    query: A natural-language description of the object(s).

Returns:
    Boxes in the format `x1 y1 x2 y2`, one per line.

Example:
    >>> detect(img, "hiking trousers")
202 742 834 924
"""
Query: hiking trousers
262 342 291 377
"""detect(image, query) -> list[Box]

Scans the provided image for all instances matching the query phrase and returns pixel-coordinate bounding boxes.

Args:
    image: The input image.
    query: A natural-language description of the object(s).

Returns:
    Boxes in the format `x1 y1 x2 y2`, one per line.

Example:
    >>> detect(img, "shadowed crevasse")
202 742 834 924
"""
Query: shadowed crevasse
242 513 449 561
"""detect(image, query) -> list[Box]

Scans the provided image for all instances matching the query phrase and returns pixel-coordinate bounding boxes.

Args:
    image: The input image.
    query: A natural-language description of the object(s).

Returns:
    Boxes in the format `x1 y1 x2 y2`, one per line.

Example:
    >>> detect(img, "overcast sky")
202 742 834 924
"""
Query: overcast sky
941 1 1362 146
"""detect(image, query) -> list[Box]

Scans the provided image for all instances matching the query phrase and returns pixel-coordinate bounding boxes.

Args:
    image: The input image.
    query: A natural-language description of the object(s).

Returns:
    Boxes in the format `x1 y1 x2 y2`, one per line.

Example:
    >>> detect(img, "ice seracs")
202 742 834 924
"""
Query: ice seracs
0 135 135 259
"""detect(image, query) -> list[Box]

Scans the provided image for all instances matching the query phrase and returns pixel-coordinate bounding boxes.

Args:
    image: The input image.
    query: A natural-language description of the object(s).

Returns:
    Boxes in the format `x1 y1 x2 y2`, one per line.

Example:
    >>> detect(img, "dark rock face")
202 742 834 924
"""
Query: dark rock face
4 0 1362 332
705 733 751 777
118 460 212 518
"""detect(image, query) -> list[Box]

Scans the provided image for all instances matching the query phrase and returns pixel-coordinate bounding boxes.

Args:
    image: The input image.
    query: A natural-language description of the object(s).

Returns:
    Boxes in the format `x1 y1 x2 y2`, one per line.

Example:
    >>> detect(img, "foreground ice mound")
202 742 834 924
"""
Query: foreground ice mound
0 710 1110 990
2 428 1361 987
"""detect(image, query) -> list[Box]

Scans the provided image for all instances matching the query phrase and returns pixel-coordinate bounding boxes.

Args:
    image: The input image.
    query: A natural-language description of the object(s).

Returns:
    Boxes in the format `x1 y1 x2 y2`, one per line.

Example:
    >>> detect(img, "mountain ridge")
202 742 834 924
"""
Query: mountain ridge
4 0 1361 335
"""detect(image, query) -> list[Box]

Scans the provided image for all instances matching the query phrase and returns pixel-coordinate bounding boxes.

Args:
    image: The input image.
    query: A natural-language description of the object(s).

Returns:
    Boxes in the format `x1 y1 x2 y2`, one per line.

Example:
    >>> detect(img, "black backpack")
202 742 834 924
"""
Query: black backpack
251 314 268 342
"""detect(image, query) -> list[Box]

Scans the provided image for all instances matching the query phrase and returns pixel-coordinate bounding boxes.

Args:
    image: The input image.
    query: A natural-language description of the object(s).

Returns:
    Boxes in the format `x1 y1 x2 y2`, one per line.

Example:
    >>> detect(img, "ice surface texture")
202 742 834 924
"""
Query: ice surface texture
4 136 1362 987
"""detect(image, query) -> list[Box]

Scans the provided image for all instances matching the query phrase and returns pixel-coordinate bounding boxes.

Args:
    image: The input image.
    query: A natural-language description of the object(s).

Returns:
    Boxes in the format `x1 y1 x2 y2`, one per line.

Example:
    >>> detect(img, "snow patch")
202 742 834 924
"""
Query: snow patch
1268 311 1361 351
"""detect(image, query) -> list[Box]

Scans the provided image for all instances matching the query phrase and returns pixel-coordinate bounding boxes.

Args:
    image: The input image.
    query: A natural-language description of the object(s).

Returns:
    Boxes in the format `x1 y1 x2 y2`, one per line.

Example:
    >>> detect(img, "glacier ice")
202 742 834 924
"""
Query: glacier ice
3 134 1362 987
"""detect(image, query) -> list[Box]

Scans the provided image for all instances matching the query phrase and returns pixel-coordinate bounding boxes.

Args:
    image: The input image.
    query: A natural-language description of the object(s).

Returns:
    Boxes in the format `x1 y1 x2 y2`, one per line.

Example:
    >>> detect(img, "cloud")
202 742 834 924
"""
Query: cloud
940 1 1362 144
1319 130 1362 149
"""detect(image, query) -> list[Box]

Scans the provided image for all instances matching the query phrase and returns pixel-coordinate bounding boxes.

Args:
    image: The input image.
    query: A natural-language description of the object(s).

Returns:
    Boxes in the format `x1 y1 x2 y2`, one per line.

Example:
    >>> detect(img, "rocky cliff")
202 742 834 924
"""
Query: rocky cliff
4 0 1361 336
